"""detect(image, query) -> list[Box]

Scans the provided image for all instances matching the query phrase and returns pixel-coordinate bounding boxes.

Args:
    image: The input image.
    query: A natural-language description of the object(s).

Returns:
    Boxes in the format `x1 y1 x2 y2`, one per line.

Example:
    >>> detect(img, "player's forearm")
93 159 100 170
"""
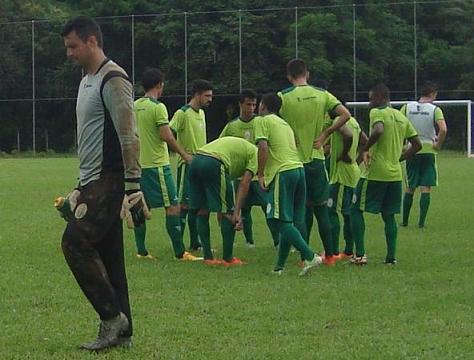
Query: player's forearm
323 106 351 138
400 136 422 161
363 124 384 151
234 178 251 216
340 125 353 157
257 141 268 178
162 129 189 159
436 127 447 148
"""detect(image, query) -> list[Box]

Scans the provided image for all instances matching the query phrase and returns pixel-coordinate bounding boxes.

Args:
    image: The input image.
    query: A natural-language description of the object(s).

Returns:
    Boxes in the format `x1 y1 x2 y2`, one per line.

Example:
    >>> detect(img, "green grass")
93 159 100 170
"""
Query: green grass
1 153 473 359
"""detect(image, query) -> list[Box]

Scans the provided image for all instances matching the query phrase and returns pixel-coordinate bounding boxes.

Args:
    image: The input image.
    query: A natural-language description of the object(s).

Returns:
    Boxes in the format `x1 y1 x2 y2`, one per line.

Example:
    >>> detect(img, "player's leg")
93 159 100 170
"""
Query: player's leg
342 214 354 257
418 154 437 228
217 170 239 263
271 168 320 274
188 156 213 261
402 155 420 226
381 181 402 264
61 175 130 347
183 164 201 249
241 207 254 246
327 183 341 256
419 187 431 228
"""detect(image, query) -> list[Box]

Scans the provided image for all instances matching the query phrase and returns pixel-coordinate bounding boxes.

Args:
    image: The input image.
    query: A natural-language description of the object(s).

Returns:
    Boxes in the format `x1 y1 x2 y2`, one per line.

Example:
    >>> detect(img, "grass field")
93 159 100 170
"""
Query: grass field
1 153 473 359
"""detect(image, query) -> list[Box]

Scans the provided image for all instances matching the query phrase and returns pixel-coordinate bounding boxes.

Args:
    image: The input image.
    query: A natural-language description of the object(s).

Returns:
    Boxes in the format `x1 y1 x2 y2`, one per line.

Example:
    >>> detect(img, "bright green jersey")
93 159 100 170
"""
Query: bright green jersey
278 85 341 163
170 105 207 166
197 137 258 180
134 97 170 168
368 106 418 182
400 102 444 154
254 113 302 186
219 115 258 144
329 117 361 188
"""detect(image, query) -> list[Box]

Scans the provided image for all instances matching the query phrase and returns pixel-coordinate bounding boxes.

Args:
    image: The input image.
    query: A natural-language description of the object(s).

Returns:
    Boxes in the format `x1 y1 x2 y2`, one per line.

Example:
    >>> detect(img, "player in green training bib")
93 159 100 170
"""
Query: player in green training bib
351 83 421 265
278 59 352 266
170 79 213 251
400 82 447 228
220 89 280 248
189 137 258 266
326 110 368 260
256 93 323 276
133 68 201 262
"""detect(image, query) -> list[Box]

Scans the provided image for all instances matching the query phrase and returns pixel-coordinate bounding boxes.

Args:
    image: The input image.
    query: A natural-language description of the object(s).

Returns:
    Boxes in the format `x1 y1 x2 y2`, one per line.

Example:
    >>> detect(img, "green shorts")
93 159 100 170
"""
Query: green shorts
176 163 190 205
353 178 402 215
266 167 306 223
328 183 354 215
304 159 329 205
234 179 268 209
188 154 235 213
141 166 178 208
406 153 438 188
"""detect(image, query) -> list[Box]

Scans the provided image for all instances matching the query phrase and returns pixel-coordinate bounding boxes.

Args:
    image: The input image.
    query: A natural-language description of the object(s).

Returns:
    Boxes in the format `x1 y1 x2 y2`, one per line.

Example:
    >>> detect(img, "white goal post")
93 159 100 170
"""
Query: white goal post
346 100 473 157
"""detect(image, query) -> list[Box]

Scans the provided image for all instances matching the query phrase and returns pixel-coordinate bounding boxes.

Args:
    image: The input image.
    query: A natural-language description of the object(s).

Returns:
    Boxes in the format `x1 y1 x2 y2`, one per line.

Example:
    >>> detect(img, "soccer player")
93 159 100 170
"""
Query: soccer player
133 68 200 261
326 110 368 259
61 16 140 351
188 136 257 265
170 80 212 251
219 89 280 247
400 82 447 228
278 59 351 266
351 83 421 265
256 93 323 275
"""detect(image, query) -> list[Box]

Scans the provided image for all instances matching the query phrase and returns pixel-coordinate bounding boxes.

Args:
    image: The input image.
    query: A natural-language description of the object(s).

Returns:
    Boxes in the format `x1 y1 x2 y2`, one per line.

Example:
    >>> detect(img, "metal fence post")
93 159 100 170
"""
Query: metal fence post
32 20 36 154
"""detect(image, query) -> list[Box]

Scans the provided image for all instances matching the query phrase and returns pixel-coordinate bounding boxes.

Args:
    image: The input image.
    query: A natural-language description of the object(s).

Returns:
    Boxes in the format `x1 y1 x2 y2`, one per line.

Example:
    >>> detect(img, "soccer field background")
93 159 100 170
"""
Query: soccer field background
1 153 473 359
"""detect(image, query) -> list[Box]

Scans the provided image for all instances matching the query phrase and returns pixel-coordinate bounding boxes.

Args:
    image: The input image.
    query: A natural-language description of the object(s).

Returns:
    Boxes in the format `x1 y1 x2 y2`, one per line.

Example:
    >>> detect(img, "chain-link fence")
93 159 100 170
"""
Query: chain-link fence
0 2 472 153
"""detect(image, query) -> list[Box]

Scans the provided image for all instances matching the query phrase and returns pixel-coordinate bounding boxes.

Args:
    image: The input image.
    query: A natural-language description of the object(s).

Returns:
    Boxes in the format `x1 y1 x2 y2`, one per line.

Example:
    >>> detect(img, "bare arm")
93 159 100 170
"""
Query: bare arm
400 136 422 161
338 124 353 163
356 131 369 164
159 125 192 163
257 140 269 190
434 119 447 151
233 171 253 230
364 122 384 151
314 104 351 149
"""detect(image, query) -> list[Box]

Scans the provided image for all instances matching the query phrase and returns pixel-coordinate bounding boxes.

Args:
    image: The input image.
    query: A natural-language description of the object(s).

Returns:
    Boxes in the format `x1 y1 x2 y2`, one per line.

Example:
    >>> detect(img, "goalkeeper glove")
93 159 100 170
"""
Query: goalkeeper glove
54 188 80 222
121 182 151 229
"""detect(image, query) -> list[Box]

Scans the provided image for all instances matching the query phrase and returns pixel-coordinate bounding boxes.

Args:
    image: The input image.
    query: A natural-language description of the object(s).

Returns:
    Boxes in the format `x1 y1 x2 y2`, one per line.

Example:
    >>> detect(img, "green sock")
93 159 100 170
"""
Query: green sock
241 208 253 244
263 207 280 247
220 216 236 261
328 209 340 255
342 214 354 255
382 212 397 261
305 206 314 244
351 209 365 257
180 208 188 237
196 214 212 260
275 224 292 270
314 205 334 256
187 209 201 249
280 222 314 262
133 222 147 255
419 193 431 227
402 193 413 225
166 214 185 258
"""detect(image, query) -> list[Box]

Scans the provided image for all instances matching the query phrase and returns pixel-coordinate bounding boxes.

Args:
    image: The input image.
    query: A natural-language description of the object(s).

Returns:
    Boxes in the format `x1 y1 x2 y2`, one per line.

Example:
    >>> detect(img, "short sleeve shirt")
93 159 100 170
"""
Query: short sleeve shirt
197 137 258 179
368 106 418 181
170 105 207 166
219 115 259 144
134 97 170 168
278 85 341 163
254 113 302 185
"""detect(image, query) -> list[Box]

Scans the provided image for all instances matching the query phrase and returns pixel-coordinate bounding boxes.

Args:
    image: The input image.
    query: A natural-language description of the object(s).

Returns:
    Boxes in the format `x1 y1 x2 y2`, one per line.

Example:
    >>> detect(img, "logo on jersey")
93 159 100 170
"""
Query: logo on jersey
352 194 358 204
83 84 92 89
327 198 334 208
266 203 272 214
244 130 251 140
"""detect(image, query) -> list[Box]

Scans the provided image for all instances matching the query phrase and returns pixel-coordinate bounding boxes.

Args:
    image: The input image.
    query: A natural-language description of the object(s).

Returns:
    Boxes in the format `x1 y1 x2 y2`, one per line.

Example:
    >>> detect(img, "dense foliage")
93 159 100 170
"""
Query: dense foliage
0 0 472 152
